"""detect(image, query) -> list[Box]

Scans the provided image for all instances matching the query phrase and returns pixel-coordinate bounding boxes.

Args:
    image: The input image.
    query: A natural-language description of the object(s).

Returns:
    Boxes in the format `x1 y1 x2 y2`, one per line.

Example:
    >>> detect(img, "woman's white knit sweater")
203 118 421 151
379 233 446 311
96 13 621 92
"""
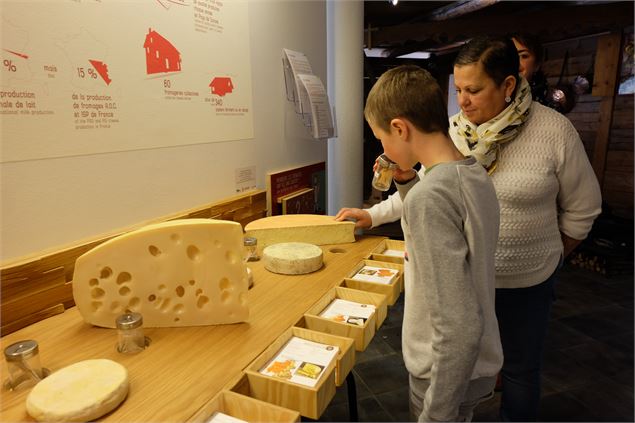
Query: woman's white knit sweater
368 102 602 289
471 102 601 288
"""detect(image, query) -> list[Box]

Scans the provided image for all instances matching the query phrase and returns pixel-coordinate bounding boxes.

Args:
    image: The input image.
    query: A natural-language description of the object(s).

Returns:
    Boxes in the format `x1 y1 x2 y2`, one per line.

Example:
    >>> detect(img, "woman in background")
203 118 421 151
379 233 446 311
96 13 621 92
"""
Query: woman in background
512 33 550 106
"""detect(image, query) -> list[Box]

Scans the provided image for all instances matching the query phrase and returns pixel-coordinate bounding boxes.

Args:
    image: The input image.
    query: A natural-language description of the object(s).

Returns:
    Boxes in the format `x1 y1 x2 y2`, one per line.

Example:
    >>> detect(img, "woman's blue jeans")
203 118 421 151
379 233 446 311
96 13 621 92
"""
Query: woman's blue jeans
495 269 558 421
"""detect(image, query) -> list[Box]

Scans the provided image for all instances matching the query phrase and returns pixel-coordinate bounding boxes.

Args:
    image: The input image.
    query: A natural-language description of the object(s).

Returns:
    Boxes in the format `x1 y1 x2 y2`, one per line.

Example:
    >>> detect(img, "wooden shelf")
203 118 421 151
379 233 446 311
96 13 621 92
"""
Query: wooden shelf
300 286 387 351
340 259 403 306
189 390 300 423
242 327 354 419
367 239 405 265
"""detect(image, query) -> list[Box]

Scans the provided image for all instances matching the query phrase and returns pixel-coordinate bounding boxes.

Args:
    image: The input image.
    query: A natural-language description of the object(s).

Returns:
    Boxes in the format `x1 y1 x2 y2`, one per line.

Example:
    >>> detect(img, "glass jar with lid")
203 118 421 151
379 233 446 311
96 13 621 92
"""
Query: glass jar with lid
4 340 44 390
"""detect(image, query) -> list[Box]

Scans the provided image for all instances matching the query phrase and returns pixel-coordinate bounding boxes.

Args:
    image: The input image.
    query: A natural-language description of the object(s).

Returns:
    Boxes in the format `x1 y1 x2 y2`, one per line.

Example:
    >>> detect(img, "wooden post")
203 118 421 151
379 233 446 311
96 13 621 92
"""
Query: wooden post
591 31 623 186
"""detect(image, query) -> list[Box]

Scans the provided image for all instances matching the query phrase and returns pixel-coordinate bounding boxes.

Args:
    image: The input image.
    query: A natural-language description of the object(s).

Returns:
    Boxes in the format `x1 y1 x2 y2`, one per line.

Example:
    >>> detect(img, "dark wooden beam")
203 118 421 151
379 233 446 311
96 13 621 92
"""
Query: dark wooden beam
368 2 634 48
591 31 623 187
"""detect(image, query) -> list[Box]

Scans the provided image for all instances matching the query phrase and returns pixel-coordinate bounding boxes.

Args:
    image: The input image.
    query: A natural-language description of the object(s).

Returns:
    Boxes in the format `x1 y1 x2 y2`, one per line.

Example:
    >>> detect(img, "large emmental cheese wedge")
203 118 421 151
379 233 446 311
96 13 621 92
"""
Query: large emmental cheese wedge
26 359 129 422
244 214 355 248
72 219 249 328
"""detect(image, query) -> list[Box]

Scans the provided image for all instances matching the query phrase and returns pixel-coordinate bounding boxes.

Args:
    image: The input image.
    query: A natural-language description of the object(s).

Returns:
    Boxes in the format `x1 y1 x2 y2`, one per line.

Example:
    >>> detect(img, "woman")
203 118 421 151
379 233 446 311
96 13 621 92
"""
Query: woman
451 35 602 421
511 33 550 106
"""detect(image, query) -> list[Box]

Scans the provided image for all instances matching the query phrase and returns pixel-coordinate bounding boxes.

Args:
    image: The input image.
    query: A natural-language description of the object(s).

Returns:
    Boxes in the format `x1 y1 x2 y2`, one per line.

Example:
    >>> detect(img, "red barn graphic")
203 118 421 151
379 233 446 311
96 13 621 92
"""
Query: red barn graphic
210 77 234 96
143 28 181 74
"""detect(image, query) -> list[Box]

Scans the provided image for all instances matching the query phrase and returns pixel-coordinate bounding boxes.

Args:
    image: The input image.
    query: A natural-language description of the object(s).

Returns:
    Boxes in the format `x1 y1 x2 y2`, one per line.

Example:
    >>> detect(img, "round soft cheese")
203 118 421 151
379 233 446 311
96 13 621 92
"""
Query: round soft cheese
263 242 323 275
26 359 129 422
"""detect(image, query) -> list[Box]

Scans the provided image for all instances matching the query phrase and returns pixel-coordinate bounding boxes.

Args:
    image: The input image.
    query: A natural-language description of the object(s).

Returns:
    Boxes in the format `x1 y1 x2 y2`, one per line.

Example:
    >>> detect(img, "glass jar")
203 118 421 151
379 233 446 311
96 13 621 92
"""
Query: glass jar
116 312 145 354
371 154 398 192
4 340 44 390
243 237 259 262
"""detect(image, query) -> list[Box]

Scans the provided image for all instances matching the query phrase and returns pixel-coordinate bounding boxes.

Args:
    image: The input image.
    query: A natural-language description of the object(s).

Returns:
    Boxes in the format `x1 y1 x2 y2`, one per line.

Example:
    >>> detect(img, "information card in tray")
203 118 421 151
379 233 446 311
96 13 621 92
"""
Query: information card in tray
260 336 339 387
382 249 405 258
351 265 399 285
319 298 375 326
207 412 247 423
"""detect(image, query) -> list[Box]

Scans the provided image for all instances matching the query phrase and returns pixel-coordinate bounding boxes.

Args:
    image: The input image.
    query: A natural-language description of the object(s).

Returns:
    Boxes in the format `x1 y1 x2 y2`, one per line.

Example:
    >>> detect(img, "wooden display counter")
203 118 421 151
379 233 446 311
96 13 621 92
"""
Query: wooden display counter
0 235 387 422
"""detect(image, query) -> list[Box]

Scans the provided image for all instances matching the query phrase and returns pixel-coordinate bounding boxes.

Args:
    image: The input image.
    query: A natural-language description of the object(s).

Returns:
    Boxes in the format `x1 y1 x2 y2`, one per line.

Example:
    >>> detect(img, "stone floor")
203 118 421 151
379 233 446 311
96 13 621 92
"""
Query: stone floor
316 262 634 422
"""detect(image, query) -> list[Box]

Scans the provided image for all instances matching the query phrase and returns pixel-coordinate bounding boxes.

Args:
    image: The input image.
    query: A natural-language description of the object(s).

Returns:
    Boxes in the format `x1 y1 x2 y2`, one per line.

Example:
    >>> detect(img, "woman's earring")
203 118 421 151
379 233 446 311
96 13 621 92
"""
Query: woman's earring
505 95 512 103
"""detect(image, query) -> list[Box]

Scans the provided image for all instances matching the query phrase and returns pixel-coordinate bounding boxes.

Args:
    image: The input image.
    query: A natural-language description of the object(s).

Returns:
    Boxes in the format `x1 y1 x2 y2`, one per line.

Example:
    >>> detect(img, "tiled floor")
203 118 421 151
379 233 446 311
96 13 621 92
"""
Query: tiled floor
317 262 634 422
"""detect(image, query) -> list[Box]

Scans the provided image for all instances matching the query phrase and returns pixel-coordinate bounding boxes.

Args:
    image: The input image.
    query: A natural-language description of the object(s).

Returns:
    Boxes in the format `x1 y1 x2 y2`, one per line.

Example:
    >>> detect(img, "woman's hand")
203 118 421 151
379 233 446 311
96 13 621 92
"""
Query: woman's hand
334 208 372 229
393 167 417 183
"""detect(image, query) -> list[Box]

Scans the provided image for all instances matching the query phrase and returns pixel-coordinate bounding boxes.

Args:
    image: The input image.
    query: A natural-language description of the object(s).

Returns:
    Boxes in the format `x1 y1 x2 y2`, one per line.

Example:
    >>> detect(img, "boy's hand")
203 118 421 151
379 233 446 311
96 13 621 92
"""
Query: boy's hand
334 208 372 229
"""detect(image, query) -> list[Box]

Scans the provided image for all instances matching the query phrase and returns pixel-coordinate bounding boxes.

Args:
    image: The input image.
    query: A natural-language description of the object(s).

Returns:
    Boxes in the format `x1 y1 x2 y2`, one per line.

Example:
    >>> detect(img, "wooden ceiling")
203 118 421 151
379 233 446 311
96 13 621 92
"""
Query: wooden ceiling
364 1 634 57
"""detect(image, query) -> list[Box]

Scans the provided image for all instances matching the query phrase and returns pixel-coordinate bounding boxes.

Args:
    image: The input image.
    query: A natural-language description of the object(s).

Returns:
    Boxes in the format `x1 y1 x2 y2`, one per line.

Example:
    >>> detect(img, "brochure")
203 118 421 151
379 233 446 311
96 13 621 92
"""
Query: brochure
260 336 339 388
207 412 247 423
319 298 375 326
382 249 405 258
351 265 399 285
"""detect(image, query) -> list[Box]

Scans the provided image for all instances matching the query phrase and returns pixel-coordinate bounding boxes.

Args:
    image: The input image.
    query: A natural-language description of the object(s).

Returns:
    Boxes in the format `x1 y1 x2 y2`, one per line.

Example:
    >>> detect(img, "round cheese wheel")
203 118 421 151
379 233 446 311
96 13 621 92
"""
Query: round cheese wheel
26 359 129 422
263 242 323 275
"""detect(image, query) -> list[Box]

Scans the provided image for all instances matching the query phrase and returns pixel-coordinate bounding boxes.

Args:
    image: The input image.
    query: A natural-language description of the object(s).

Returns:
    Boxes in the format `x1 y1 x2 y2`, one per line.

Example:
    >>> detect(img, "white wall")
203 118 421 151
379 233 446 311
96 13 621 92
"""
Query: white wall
0 0 328 263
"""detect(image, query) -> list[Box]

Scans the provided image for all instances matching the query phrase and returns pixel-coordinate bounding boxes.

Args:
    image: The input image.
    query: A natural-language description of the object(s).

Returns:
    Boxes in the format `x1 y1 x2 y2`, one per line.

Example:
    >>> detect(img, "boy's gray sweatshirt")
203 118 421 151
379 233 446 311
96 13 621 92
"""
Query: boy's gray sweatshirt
397 157 503 421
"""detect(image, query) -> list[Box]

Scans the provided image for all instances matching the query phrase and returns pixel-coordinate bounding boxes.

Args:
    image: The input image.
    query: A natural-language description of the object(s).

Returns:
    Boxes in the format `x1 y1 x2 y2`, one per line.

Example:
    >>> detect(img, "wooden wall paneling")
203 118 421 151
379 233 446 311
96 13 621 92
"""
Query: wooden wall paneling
592 32 623 97
0 190 267 335
591 32 623 185
608 128 634 151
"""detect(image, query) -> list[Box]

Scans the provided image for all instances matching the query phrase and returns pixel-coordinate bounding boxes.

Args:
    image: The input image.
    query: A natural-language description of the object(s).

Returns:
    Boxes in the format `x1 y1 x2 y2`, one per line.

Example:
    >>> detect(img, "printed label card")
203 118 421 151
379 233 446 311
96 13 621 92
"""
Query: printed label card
352 265 399 285
260 336 339 387
207 412 247 423
319 298 375 326
382 249 405 258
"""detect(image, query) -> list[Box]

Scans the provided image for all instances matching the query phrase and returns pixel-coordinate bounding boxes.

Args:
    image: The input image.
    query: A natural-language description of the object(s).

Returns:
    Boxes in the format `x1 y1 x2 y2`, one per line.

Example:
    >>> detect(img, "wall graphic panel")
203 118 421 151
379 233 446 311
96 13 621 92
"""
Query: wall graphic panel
0 0 254 162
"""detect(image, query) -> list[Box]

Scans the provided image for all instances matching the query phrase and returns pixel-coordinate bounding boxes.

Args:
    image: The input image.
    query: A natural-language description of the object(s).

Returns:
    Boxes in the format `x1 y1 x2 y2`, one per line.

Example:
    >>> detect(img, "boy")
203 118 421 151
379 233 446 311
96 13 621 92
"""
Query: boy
364 65 502 421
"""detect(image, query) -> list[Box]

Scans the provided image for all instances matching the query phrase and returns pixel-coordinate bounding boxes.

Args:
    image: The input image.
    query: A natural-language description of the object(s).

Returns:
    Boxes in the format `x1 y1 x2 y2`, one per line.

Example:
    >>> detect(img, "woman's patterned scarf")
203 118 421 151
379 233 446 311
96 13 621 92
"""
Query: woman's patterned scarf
449 76 532 174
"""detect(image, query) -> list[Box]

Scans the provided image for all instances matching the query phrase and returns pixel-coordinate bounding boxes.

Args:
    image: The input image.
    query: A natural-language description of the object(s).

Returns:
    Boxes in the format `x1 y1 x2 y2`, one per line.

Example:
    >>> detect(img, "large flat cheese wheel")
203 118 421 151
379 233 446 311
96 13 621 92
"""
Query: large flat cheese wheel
263 242 323 275
244 214 355 248
72 219 249 328
26 359 129 422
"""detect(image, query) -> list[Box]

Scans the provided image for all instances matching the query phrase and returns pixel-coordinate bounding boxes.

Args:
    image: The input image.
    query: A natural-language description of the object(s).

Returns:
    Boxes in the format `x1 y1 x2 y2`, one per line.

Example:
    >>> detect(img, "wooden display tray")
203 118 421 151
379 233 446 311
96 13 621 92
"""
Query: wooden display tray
340 259 402 306
189 390 300 423
242 326 354 419
367 239 406 265
301 286 387 351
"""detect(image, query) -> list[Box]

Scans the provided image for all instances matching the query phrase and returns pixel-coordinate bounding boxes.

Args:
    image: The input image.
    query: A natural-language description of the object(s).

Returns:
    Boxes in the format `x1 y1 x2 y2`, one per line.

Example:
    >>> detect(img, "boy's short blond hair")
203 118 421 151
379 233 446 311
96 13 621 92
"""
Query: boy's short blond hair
364 65 449 136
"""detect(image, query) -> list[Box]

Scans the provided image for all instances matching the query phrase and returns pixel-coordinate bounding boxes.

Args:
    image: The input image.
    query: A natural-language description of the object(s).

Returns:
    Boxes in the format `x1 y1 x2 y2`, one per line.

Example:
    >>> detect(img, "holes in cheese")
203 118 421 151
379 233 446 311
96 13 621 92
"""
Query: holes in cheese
26 359 129 422
244 214 355 248
72 219 249 328
263 242 324 275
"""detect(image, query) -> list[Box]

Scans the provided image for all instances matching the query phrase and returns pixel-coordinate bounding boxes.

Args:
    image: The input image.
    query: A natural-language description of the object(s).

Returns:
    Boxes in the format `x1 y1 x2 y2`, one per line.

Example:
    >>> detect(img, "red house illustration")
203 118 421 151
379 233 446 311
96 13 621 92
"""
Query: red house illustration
143 28 181 75
210 77 234 97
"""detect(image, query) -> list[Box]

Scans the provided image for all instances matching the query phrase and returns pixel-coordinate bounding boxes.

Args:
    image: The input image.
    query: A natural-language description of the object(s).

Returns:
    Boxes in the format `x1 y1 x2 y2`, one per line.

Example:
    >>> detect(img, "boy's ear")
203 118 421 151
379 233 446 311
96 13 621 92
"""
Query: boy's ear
390 118 409 140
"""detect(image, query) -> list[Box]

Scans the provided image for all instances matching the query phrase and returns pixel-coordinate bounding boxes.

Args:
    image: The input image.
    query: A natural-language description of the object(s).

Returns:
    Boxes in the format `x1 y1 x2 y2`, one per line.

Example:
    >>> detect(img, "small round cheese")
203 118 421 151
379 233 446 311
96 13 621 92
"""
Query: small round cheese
263 242 323 275
26 359 129 422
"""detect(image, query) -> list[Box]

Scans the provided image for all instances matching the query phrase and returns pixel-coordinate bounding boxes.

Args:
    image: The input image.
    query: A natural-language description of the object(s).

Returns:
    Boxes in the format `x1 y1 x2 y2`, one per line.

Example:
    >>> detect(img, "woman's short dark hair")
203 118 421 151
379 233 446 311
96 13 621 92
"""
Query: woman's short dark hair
454 35 520 87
